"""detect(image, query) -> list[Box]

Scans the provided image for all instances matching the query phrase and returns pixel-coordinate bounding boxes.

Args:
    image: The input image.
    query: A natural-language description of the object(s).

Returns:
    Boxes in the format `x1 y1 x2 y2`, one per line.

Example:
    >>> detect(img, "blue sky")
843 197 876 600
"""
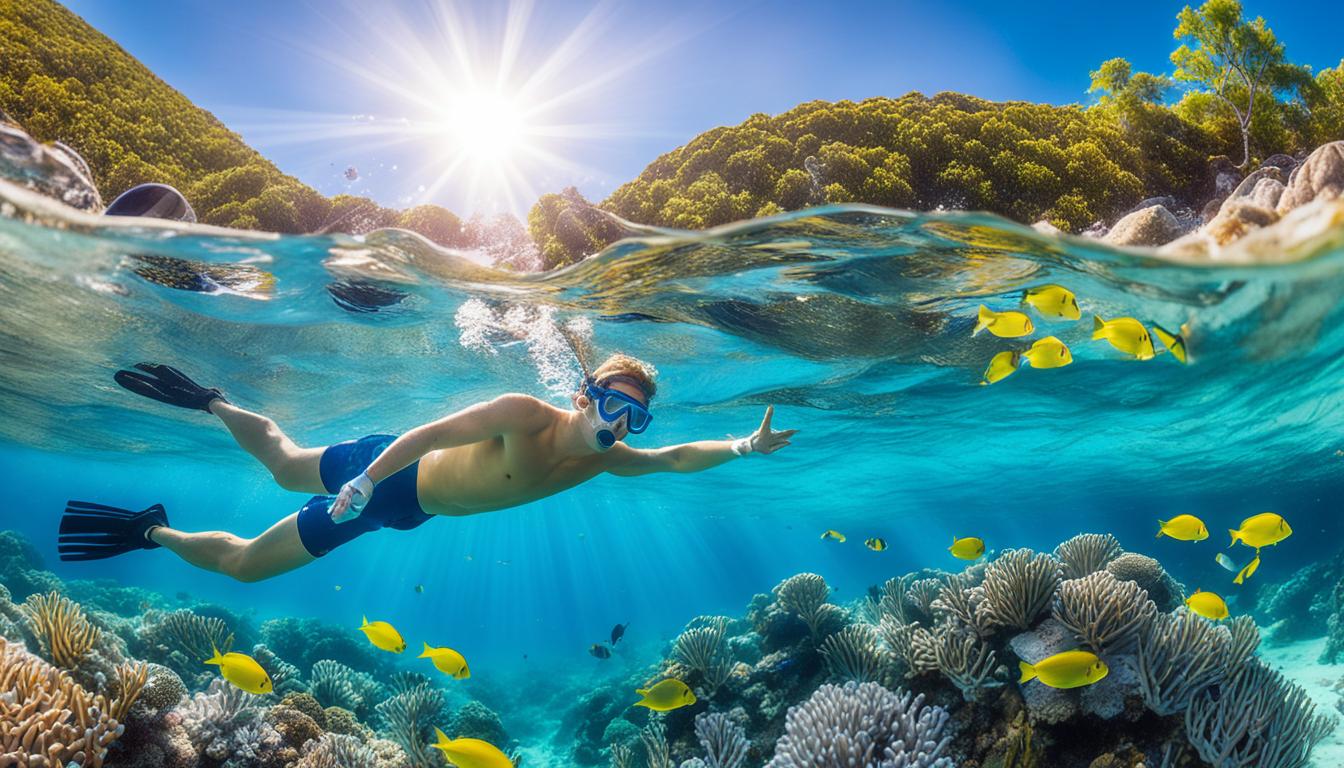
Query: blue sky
62 0 1344 217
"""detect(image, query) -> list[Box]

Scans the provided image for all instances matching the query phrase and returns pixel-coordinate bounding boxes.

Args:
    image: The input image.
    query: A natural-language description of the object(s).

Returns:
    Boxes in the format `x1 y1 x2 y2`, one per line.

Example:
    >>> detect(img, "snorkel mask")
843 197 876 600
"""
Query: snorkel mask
580 374 652 451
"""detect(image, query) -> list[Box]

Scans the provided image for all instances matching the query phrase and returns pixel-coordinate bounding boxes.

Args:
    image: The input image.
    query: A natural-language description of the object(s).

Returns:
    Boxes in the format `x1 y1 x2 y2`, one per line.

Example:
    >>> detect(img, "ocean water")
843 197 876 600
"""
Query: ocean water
3 174 1344 763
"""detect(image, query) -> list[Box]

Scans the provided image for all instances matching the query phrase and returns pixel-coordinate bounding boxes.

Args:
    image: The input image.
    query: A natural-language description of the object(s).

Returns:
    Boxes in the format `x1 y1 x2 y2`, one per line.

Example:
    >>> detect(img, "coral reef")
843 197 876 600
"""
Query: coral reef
22 589 101 668
1185 660 1335 768
298 733 379 768
765 681 953 768
979 549 1061 630
693 710 748 768
771 573 843 639
1052 570 1157 654
375 680 447 767
1053 533 1123 580
178 677 285 765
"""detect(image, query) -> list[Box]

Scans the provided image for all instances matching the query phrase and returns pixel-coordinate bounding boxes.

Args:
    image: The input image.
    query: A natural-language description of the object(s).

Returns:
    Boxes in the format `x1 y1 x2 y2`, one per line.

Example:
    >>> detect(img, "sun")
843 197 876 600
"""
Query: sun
438 87 530 169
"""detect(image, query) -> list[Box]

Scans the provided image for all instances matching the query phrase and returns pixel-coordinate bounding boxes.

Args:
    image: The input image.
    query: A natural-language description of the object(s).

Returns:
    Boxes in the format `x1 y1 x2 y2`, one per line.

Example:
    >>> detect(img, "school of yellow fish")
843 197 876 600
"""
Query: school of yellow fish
976 284 1189 386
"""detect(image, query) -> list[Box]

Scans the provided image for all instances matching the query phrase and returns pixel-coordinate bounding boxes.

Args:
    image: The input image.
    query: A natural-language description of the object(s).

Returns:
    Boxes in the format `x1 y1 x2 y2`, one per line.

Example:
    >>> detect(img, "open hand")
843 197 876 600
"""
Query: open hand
749 406 796 455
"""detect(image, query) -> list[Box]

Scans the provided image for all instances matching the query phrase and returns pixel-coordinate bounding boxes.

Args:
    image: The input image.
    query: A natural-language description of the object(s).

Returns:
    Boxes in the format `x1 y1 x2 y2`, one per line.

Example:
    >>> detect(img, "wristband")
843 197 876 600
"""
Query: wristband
730 436 754 457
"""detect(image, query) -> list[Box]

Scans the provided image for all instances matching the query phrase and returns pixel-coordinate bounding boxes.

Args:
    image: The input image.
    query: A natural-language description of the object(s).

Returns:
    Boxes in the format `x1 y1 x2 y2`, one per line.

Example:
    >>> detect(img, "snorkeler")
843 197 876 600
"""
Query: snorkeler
58 356 795 581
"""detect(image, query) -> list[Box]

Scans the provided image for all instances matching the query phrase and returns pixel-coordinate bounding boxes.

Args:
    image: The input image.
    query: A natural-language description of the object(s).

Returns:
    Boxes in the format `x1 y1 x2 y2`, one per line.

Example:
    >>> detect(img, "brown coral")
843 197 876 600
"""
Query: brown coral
22 590 100 669
0 637 127 768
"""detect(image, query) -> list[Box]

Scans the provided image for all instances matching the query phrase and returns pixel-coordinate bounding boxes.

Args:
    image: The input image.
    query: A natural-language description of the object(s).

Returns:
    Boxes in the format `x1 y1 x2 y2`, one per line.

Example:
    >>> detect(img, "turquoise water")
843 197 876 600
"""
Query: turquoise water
3 177 1344 762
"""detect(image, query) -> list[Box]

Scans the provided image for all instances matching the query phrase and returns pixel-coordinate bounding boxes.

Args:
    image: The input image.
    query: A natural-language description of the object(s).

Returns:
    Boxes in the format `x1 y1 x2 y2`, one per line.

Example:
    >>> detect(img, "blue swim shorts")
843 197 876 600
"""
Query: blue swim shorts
295 434 433 557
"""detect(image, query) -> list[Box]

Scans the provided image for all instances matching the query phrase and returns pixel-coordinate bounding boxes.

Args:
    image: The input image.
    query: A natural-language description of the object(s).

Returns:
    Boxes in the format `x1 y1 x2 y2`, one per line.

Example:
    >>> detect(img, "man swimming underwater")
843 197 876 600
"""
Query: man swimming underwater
58 355 795 581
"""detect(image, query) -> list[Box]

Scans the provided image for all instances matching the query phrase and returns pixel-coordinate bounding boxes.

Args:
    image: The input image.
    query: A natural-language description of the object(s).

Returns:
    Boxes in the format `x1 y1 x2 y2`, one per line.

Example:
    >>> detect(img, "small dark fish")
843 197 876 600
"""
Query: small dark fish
610 622 629 645
589 644 612 659
414 584 425 594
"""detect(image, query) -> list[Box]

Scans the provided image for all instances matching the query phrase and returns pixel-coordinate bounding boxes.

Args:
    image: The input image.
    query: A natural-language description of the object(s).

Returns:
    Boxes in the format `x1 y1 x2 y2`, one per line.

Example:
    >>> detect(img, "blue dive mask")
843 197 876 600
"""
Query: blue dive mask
582 376 652 448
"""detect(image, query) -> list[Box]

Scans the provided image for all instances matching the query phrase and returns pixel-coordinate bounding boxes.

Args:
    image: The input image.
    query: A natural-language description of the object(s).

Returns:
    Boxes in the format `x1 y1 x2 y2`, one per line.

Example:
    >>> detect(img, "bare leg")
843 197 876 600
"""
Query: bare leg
149 513 314 583
207 400 327 493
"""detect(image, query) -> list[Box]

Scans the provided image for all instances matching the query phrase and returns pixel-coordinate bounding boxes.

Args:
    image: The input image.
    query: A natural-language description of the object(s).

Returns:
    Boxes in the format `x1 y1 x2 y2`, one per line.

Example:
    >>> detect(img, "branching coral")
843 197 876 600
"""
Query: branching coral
819 623 886 682
297 732 379 768
1185 659 1336 768
178 677 280 764
1136 612 1258 716
0 637 126 768
905 578 943 622
773 573 839 637
1053 570 1158 654
375 680 446 768
109 661 148 721
674 618 728 675
880 619 938 677
979 550 1061 631
695 711 748 768
1054 533 1123 580
928 625 1003 701
640 717 672 768
610 742 635 768
22 590 100 668
766 681 954 768
929 573 993 637
310 658 384 719
252 643 306 696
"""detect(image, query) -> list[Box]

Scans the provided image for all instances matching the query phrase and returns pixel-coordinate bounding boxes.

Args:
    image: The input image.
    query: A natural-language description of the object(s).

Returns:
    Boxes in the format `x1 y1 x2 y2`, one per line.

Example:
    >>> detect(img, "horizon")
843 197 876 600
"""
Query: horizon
59 0 1344 219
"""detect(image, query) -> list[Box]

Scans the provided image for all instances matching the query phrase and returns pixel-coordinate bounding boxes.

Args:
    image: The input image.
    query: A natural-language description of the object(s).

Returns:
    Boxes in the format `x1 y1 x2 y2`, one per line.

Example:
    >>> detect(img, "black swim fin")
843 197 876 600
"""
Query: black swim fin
114 362 228 412
59 500 168 561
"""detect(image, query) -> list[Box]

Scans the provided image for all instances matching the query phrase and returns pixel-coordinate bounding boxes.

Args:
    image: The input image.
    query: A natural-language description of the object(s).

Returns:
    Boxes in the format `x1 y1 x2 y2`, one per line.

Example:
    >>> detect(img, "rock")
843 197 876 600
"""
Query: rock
0 121 102 211
1079 654 1142 720
1205 200 1280 246
1219 166 1286 215
1247 178 1286 210
1277 141 1344 213
1208 155 1242 199
1103 205 1184 247
1120 196 1178 218
1008 618 1080 724
1261 153 1297 173
1031 220 1062 235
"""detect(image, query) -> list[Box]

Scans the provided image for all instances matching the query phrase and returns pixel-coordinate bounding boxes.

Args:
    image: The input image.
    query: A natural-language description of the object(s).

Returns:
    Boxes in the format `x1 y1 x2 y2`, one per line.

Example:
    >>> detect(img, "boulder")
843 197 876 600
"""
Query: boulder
1103 205 1183 247
1120 196 1178 219
0 121 102 211
1030 220 1062 235
1260 153 1297 173
1205 200 1280 246
1219 166 1286 214
1277 141 1344 214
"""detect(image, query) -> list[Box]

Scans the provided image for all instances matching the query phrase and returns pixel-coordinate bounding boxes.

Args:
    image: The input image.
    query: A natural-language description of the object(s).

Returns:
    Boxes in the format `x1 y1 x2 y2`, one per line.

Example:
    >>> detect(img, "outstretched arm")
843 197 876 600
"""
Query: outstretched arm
330 394 548 520
607 406 796 477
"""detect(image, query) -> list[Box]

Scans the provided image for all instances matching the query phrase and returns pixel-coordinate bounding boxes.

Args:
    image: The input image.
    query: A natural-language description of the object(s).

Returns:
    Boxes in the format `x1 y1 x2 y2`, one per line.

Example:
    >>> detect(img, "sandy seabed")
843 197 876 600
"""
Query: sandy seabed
1261 636 1344 768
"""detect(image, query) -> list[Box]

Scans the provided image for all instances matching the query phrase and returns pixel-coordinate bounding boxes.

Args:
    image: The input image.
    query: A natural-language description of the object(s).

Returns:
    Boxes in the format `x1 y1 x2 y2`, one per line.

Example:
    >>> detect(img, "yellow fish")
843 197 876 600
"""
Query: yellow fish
1156 514 1208 542
820 530 846 543
1233 555 1261 585
359 615 407 654
204 644 273 695
1018 650 1108 689
1020 336 1072 369
981 350 1021 386
1151 323 1188 364
864 537 887 552
1185 589 1229 620
949 536 985 560
1092 316 1155 360
974 305 1034 338
1228 512 1291 550
635 678 697 712
431 728 513 768
1022 285 1081 321
419 642 470 679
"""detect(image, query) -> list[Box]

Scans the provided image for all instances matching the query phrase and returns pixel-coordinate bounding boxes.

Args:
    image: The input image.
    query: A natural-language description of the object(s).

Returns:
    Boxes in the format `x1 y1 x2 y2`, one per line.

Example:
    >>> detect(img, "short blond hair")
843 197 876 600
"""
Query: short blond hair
591 353 657 400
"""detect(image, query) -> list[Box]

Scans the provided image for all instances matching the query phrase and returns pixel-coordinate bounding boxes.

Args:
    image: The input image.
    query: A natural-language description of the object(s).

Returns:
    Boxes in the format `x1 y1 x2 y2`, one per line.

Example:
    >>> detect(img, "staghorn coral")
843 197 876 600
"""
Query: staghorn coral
881 619 938 677
310 658 385 719
979 549 1062 631
772 573 839 638
928 624 1003 701
1052 570 1158 654
298 732 379 768
929 573 993 637
22 590 100 669
820 623 886 682
109 661 149 721
1054 533 1123 580
375 681 446 768
1185 659 1336 768
766 681 953 768
1136 611 1258 716
0 636 126 768
694 710 748 768
160 608 235 659
674 618 729 676
641 717 673 768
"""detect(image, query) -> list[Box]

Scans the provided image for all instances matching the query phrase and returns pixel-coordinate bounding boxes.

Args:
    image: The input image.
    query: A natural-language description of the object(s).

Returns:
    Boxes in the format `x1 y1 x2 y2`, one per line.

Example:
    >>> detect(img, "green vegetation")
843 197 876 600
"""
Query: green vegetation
530 0 1344 268
0 0 480 244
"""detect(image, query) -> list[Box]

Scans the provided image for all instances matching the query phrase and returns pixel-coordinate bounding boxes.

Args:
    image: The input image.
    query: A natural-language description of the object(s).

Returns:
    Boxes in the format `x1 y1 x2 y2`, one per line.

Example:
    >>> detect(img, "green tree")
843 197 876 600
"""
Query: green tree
1089 58 1172 109
1171 0 1310 167
397 204 467 248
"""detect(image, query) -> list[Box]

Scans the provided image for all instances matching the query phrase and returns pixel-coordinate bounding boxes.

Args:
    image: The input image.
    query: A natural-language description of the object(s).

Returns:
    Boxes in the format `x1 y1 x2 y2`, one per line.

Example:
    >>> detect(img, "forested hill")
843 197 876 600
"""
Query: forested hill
0 0 473 242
